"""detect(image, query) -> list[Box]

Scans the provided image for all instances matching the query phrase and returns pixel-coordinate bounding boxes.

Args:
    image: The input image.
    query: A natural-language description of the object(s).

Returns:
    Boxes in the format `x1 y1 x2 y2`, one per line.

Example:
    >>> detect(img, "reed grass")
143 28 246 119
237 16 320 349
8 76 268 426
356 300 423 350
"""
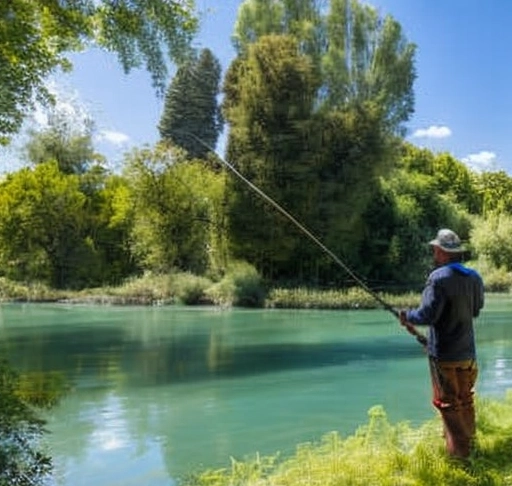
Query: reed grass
266 287 422 310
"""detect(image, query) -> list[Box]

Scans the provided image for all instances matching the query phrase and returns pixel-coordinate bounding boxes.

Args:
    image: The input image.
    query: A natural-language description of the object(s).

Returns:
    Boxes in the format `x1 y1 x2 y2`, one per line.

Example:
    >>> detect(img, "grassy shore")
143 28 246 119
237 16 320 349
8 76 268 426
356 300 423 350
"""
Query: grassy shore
0 273 423 309
180 393 512 486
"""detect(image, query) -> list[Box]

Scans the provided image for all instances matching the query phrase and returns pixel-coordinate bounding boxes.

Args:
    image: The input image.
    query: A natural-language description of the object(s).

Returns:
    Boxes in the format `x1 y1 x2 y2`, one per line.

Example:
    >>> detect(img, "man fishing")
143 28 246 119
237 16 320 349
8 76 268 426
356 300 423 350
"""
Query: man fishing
399 228 485 460
191 133 485 459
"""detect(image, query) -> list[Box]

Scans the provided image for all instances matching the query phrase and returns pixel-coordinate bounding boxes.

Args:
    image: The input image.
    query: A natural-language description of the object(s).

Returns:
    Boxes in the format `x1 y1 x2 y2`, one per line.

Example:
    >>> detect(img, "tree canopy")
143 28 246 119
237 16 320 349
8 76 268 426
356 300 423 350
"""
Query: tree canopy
232 0 416 135
0 0 197 143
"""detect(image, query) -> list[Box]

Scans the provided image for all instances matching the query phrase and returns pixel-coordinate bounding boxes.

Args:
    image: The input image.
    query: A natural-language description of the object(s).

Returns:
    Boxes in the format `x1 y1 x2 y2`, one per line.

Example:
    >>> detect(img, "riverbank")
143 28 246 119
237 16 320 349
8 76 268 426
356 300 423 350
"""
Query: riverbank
0 272 509 310
182 394 512 486
0 273 423 309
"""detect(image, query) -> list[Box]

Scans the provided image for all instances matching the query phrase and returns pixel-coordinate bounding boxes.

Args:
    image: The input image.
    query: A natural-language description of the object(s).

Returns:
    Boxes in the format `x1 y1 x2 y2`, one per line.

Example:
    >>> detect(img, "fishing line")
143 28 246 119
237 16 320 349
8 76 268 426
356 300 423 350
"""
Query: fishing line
172 130 427 347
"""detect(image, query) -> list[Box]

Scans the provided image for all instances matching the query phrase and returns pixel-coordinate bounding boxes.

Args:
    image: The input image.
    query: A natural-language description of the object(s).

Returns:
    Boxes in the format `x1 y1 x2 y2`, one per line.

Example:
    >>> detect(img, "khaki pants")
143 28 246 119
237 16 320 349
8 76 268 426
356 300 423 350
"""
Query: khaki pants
428 357 478 459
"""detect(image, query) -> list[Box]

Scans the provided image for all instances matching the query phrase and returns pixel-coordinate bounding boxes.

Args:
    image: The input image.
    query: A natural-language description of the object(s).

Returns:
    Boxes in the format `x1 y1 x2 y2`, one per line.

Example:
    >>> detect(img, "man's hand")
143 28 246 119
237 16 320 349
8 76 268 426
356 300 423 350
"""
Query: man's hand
398 310 428 347
399 309 418 334
399 310 410 327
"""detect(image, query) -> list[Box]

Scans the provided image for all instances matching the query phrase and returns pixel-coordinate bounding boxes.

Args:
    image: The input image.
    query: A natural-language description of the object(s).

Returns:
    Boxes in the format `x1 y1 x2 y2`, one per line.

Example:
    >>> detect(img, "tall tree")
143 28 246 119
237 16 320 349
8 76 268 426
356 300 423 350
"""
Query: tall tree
158 48 223 159
0 0 197 143
223 35 322 281
223 0 416 283
232 0 321 58
322 0 416 134
19 104 135 287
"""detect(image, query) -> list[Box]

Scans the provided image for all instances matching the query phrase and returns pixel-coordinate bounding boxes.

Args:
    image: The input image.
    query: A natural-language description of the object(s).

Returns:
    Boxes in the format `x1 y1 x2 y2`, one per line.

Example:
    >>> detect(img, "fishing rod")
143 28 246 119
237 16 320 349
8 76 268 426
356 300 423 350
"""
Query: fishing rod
173 131 427 347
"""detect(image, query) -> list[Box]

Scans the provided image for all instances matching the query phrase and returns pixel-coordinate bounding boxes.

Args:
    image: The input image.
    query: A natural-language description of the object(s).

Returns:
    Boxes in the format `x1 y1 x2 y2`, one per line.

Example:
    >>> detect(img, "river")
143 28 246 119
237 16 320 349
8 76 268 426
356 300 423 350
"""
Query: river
0 294 511 485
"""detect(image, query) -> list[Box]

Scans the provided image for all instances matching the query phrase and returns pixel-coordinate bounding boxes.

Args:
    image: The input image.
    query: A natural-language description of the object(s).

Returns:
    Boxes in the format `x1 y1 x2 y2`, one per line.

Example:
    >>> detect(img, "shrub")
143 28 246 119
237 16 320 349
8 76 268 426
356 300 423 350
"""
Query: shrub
266 286 420 310
0 278 62 302
173 272 213 305
206 262 266 307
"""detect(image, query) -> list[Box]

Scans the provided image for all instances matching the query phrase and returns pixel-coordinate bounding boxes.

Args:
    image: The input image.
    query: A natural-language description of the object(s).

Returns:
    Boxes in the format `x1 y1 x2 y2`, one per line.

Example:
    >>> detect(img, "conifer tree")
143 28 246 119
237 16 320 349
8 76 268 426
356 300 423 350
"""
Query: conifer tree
158 48 223 159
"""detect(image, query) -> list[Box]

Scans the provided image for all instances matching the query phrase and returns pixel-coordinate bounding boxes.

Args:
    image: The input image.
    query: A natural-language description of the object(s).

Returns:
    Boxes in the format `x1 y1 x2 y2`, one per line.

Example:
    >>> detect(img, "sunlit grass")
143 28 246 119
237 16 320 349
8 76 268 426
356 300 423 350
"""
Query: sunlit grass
181 393 512 486
267 287 421 310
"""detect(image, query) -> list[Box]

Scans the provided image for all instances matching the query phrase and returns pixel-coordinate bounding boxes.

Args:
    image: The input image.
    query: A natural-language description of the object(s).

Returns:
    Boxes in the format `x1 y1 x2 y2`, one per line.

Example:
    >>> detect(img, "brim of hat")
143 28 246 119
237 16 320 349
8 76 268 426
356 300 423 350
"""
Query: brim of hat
429 240 465 252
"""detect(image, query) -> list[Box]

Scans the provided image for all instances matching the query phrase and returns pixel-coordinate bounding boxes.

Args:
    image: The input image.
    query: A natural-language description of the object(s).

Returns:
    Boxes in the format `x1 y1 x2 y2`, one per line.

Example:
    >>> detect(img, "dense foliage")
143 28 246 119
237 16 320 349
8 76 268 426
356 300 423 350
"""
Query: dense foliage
2 1 512 485
222 0 417 283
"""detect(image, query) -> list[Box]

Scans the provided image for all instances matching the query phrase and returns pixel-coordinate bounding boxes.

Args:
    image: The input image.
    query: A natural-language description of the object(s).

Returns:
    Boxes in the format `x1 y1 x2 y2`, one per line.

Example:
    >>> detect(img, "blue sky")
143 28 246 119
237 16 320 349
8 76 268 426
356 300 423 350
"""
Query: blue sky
2 0 511 174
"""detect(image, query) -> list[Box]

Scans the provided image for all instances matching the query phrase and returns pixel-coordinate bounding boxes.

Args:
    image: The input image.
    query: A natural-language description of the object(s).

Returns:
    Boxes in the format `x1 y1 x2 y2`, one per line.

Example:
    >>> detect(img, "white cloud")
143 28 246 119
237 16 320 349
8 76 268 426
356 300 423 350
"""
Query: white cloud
412 125 452 139
97 130 131 146
462 151 497 172
29 80 94 134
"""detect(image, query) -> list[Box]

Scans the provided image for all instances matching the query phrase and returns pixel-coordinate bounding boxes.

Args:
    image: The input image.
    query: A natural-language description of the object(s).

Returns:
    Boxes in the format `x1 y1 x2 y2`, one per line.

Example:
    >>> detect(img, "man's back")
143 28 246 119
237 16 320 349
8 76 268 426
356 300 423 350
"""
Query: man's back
407 262 484 360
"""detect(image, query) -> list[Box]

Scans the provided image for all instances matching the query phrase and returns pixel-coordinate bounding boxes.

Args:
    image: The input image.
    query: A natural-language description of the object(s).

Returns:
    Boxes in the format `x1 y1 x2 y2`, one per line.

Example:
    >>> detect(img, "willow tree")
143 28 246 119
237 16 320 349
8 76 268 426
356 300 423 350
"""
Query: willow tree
224 0 416 283
0 0 197 144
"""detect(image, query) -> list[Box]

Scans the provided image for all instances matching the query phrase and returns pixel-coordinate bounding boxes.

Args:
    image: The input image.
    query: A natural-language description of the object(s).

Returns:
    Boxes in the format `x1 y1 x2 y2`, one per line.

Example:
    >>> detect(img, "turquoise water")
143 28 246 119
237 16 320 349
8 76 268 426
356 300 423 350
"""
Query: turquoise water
0 295 510 485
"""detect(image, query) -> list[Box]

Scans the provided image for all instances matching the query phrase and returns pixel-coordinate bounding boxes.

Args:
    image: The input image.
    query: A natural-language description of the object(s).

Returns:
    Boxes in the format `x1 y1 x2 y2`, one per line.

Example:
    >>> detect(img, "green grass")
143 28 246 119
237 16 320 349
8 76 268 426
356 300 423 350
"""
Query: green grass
180 393 512 486
266 287 422 310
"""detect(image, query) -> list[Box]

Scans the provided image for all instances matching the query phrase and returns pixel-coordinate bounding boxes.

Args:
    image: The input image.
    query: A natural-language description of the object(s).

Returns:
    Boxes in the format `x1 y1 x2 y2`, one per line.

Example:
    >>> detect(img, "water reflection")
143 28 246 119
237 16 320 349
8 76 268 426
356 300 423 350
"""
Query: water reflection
0 359 70 486
0 322 425 387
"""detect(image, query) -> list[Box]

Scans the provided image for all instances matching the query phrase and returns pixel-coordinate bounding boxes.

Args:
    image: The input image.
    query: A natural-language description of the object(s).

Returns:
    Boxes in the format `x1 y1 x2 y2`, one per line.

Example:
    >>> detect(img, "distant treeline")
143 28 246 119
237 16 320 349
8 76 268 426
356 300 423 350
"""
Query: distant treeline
2 138 512 293
1 0 512 293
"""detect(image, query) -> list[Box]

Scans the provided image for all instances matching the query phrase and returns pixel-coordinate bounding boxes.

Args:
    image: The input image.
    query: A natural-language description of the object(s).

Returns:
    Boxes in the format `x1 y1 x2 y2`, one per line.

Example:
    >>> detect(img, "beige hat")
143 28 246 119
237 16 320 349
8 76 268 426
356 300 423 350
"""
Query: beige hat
429 228 465 253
